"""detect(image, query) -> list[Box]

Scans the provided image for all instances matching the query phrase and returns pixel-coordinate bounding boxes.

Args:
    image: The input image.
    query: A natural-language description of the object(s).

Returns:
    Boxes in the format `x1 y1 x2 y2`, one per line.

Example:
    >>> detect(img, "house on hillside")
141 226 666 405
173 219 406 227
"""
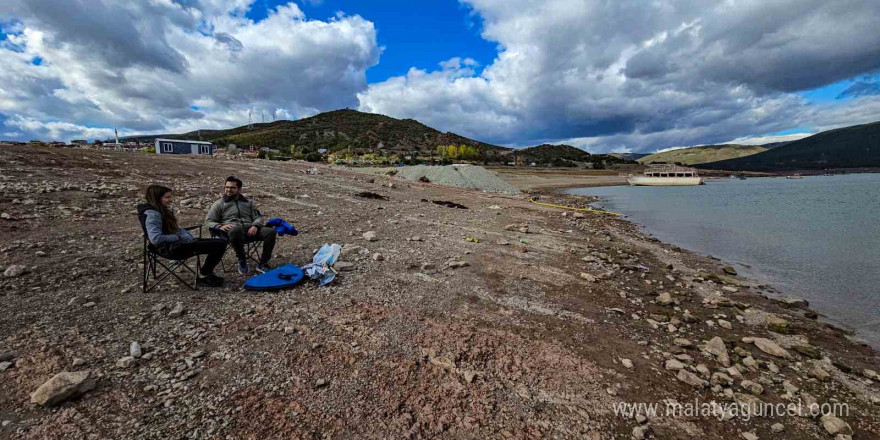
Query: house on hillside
154 138 214 156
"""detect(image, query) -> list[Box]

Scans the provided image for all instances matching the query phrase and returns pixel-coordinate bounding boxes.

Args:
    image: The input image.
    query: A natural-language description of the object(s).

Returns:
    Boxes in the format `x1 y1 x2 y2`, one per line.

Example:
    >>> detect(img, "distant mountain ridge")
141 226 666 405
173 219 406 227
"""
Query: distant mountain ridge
516 144 592 162
638 144 767 165
696 121 880 171
123 109 508 156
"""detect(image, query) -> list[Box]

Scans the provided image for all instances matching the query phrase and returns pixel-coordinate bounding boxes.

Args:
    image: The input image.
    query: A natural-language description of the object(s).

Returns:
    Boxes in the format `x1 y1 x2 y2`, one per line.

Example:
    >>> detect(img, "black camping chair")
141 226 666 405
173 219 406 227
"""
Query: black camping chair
137 204 203 292
208 226 264 273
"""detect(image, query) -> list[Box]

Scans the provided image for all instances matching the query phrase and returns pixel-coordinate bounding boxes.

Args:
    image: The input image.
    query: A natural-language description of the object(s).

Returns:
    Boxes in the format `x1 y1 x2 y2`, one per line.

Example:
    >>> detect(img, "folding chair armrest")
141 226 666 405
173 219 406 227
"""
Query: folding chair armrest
184 225 202 239
208 227 227 240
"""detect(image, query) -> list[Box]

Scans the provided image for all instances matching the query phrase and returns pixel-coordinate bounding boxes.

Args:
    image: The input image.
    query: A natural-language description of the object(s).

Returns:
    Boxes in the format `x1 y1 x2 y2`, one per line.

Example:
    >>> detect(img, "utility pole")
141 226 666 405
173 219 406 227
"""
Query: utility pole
248 110 253 129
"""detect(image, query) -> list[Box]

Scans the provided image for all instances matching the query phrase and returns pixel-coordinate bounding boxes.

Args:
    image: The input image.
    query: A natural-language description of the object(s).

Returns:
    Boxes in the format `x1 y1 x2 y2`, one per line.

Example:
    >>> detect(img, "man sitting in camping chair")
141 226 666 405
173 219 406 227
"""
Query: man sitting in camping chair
205 176 276 275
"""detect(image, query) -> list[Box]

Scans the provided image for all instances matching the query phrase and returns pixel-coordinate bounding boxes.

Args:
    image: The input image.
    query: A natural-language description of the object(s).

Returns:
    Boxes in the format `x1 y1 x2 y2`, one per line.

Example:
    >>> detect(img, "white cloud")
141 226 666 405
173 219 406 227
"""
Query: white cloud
0 0 380 141
358 0 880 152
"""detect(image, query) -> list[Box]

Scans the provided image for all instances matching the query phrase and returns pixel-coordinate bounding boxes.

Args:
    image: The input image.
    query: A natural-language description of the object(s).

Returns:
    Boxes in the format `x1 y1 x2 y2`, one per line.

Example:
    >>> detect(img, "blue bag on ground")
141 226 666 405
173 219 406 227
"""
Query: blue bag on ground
302 243 341 286
265 218 298 236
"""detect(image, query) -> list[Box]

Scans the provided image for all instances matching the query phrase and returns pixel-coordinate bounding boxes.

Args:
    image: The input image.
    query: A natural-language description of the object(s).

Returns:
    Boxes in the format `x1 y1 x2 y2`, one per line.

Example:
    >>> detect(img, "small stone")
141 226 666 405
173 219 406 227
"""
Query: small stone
682 310 698 323
3 264 28 278
766 316 792 334
0 352 15 363
673 338 693 348
703 336 731 367
71 358 86 367
751 337 790 358
792 345 821 360
782 380 799 394
740 380 764 395
696 364 710 376
334 261 355 271
723 266 737 276
168 302 185 318
664 359 685 370
0 362 11 371
116 356 135 368
315 379 328 389
621 358 634 369
770 423 784 433
676 369 707 388
371 253 384 261
632 425 650 439
741 433 758 440
863 369 878 380
808 365 831 381
656 292 673 306
742 356 758 368
635 414 647 424
82 302 96 308
579 272 597 282
130 342 142 358
446 260 469 269
30 371 95 406
362 231 377 242
718 319 732 329
463 371 476 383
1 420 10 427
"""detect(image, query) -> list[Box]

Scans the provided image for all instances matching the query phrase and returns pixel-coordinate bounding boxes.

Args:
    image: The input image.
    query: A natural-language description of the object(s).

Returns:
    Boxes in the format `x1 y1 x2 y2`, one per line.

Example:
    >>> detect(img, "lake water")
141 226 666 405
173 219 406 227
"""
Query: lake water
566 174 880 347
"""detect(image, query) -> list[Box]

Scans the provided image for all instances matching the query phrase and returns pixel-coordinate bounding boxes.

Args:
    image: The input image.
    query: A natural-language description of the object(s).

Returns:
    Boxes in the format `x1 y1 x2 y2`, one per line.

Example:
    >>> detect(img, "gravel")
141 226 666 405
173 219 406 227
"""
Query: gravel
355 165 520 194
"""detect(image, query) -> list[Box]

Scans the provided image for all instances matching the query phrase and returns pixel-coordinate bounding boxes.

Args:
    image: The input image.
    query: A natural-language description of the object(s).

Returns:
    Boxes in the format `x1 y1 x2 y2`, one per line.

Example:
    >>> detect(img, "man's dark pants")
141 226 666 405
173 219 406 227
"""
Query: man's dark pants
226 224 276 264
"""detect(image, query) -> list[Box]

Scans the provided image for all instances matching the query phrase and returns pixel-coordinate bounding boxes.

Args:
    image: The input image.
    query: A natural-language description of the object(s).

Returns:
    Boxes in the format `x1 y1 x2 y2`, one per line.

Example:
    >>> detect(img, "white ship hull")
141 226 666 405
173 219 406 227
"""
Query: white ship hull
627 176 704 186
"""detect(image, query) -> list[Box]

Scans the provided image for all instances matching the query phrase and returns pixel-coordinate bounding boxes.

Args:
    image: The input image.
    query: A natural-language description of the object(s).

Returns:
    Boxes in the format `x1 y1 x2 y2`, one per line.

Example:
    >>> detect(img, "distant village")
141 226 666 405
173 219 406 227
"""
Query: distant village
0 136 630 169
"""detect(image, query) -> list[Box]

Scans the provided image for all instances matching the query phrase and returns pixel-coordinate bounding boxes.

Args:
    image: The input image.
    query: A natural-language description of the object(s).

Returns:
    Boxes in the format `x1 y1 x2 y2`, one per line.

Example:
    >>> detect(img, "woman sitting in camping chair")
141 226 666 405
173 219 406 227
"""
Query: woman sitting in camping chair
143 184 226 287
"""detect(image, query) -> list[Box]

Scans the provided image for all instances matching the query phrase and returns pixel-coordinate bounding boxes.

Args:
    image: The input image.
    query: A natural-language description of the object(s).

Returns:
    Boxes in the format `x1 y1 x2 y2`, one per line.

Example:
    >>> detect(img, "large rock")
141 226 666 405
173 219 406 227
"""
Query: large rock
820 414 852 436
30 371 95 406
703 336 731 367
751 337 790 358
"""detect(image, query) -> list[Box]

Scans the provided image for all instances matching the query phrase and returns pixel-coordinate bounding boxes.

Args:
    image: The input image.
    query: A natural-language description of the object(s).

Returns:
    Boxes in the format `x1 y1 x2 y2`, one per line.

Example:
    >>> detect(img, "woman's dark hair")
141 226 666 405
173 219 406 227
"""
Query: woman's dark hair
226 176 243 188
144 184 179 234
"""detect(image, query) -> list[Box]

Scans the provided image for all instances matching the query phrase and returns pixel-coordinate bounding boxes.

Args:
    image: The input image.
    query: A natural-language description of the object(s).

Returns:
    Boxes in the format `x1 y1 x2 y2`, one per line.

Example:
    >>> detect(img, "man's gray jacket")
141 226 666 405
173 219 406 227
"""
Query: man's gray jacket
205 195 264 230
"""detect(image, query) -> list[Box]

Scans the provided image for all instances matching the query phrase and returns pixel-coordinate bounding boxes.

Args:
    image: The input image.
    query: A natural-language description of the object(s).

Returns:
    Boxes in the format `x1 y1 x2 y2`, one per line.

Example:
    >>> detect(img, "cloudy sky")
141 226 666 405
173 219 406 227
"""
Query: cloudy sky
2 0 879 152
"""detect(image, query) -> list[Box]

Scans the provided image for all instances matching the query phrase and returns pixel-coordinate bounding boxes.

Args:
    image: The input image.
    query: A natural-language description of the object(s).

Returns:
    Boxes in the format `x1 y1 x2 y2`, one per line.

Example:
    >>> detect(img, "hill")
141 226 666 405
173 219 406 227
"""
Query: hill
608 152 649 161
123 109 509 157
638 144 767 165
516 144 592 162
696 121 880 171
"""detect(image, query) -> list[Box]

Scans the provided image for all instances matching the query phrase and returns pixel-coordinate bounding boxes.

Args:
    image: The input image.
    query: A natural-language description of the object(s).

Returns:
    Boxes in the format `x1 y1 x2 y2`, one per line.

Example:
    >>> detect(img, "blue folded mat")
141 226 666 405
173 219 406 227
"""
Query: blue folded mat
243 263 305 291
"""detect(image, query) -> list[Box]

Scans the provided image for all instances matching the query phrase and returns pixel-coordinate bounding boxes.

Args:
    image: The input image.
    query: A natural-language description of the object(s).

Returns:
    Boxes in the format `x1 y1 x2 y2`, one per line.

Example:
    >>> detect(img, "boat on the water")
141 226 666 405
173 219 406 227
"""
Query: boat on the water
786 174 803 179
627 164 704 186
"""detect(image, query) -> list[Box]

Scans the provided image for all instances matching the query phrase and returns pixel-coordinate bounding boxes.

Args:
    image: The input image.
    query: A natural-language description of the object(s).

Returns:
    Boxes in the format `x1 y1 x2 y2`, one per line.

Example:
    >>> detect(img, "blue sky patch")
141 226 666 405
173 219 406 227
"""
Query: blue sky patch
247 0 498 83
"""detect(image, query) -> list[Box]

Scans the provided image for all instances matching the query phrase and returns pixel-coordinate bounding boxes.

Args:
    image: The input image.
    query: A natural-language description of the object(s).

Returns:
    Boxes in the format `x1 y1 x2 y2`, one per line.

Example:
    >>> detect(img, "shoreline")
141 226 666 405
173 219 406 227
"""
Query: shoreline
562 187 876 349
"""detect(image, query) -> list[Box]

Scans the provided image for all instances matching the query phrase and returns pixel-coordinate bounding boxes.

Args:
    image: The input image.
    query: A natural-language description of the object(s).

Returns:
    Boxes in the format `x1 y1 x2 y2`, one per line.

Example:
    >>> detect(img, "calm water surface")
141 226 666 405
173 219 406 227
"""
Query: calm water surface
566 174 880 347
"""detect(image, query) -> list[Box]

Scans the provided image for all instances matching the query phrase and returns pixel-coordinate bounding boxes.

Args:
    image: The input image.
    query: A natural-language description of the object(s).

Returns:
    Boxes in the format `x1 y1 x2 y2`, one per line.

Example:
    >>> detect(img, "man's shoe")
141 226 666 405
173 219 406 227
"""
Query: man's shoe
237 260 249 275
201 273 225 285
197 275 223 287
256 262 272 274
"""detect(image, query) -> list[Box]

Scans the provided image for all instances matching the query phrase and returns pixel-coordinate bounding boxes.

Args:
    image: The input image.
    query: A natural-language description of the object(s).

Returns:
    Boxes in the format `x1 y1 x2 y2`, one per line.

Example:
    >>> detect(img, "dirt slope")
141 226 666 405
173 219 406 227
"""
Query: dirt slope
0 145 877 439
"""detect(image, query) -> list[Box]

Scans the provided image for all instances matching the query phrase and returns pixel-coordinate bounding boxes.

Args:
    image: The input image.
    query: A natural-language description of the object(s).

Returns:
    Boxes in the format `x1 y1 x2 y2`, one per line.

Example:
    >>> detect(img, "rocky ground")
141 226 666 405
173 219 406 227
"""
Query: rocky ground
0 145 877 440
